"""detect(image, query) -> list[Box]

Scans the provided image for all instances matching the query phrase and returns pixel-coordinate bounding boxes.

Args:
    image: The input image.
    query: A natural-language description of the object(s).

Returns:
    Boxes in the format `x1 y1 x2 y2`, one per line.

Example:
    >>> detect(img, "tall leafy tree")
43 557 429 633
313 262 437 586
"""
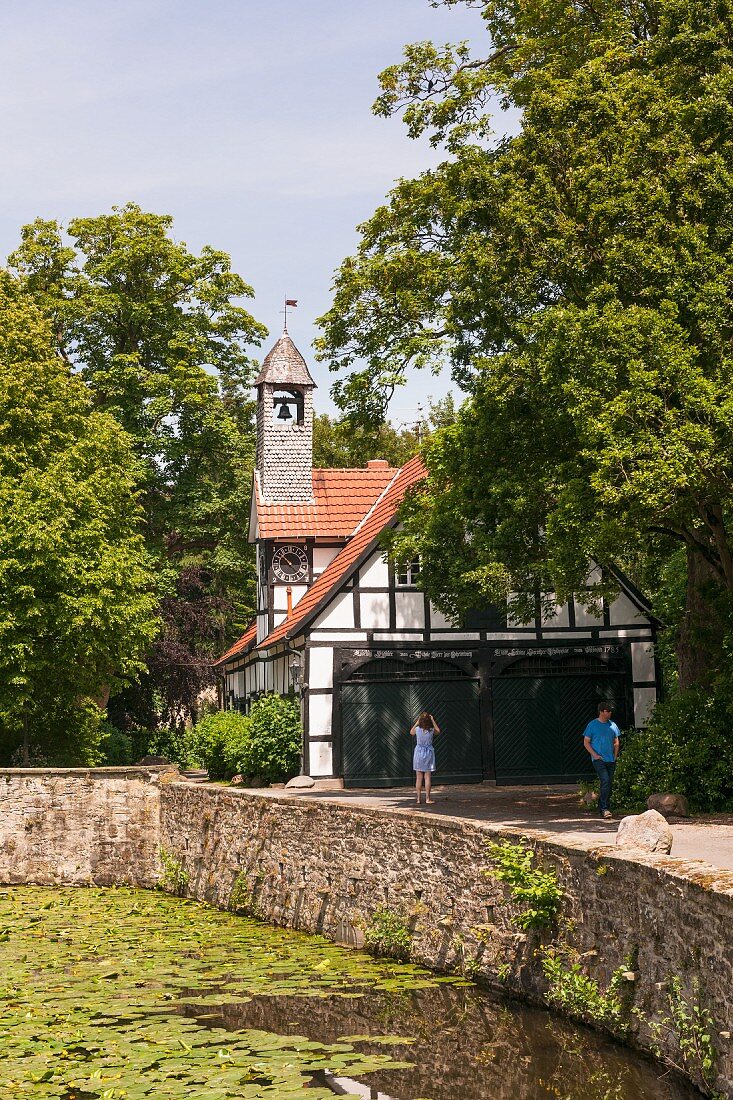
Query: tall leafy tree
0 275 159 764
9 205 267 731
318 0 733 687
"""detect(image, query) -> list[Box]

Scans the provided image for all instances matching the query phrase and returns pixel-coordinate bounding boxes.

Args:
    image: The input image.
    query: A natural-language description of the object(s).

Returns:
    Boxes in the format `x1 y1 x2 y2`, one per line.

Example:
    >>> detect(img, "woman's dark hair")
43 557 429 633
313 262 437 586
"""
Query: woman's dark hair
418 711 434 729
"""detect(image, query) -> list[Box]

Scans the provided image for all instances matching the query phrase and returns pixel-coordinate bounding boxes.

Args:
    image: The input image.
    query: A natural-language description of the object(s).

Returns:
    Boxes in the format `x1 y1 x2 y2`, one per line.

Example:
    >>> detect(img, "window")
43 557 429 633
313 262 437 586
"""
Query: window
396 557 421 586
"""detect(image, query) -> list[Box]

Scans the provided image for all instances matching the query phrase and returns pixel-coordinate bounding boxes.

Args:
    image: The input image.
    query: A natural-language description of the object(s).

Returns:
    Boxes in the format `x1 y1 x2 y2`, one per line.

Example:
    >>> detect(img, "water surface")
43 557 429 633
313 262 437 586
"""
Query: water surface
0 888 695 1099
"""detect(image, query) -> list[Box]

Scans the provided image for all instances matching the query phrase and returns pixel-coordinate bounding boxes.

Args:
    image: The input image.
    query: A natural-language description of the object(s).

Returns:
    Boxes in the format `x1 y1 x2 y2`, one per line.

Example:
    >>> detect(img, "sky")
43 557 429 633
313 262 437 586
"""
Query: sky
0 1 507 423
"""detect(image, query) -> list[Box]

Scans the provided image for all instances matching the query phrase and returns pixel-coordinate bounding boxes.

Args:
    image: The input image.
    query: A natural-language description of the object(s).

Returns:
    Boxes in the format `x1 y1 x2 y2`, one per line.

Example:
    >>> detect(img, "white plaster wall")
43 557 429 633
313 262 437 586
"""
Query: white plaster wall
359 553 390 588
360 591 390 630
574 600 604 628
273 584 308 612
309 741 333 777
542 597 570 628
373 632 425 641
430 632 481 641
257 611 269 645
308 647 334 690
273 656 288 695
631 642 656 683
599 628 651 640
586 564 603 585
507 596 530 628
313 546 340 574
308 694 332 738
543 631 591 640
610 592 643 626
428 603 454 630
634 687 657 727
273 612 286 628
314 591 355 630
395 591 425 630
310 630 369 642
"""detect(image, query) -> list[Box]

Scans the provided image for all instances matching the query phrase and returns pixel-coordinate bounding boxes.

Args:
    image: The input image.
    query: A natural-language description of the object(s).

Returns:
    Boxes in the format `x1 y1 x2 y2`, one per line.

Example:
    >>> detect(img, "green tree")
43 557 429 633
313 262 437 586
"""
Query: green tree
0 275 159 764
9 205 267 732
318 0 733 687
313 396 456 468
313 414 420 468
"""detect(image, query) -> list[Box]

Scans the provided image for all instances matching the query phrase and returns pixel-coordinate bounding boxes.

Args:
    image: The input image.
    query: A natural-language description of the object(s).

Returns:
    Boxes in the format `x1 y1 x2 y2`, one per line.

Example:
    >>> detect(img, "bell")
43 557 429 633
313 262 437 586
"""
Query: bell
276 401 293 421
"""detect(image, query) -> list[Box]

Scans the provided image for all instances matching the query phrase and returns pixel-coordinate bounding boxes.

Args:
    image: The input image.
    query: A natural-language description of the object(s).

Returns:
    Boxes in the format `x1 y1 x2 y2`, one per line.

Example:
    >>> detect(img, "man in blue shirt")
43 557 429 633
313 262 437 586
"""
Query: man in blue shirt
583 703 621 818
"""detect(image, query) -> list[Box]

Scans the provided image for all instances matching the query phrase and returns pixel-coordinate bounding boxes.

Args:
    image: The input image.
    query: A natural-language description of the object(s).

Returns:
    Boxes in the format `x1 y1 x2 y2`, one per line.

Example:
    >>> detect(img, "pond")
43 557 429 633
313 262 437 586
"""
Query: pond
0 887 696 1100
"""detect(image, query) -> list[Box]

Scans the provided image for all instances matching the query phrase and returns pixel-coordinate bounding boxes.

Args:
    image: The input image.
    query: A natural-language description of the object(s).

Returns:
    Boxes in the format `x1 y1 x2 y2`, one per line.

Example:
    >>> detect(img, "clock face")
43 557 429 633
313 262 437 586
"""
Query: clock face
271 544 309 583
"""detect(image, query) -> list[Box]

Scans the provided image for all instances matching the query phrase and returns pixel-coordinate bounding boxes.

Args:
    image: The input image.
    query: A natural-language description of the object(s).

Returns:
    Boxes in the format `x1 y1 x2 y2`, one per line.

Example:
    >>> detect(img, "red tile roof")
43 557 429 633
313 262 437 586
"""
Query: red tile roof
216 620 257 666
259 455 426 649
255 464 398 540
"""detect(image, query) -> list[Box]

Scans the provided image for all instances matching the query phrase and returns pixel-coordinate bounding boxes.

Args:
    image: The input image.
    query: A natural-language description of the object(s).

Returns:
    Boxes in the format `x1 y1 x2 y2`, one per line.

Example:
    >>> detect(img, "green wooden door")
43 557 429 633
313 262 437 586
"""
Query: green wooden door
492 660 629 783
341 678 482 787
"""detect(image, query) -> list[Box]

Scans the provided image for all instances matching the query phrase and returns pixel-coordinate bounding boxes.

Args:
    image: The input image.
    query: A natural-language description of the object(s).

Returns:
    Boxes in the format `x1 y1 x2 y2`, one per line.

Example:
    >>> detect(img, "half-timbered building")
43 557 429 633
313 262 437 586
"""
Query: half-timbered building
216 331 660 787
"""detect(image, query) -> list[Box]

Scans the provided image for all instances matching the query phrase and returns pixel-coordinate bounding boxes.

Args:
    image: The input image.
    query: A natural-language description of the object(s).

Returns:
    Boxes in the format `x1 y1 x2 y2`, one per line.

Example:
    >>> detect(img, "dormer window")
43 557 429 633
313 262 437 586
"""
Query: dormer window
396 557 421 586
273 388 304 425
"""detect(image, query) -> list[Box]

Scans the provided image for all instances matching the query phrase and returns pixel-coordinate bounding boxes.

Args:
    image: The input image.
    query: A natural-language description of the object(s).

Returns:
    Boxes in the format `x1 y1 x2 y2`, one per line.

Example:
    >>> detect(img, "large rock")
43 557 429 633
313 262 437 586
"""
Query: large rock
286 774 315 789
647 792 690 818
616 809 673 854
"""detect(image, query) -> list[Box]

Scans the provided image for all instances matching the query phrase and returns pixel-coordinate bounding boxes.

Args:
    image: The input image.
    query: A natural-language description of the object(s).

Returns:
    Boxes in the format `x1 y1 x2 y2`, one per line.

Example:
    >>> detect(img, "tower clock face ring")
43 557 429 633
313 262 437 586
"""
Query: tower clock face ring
272 545 308 582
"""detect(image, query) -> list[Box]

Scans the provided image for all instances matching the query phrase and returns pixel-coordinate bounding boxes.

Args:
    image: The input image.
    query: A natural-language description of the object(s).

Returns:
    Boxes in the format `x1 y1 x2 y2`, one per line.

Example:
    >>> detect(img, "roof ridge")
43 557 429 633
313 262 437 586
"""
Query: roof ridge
351 466 404 537
254 456 426 650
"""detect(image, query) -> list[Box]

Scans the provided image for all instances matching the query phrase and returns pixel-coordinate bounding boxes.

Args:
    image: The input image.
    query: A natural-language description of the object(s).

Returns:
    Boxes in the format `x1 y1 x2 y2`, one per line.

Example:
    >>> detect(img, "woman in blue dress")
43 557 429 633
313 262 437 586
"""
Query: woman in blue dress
410 711 441 805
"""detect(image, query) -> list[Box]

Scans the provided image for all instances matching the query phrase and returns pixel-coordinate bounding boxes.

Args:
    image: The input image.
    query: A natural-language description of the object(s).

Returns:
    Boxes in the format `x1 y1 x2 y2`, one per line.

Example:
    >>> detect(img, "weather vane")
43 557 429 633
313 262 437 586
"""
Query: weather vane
282 297 298 331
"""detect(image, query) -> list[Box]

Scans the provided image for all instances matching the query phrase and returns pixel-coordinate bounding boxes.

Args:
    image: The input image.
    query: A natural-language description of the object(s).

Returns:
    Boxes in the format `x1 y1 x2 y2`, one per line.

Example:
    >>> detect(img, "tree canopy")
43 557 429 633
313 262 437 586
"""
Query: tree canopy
0 276 159 763
318 0 733 686
312 397 456 469
8 205 266 734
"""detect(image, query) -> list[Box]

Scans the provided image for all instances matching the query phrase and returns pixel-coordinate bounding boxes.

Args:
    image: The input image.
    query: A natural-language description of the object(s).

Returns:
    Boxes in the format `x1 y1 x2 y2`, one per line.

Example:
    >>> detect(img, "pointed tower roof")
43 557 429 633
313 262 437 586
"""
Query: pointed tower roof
254 333 317 387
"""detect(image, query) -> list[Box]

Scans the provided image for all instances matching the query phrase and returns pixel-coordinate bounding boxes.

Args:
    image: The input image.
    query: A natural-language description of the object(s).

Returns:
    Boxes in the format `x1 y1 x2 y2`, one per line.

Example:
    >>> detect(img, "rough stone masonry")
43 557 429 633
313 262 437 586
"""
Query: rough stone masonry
0 767 731 1098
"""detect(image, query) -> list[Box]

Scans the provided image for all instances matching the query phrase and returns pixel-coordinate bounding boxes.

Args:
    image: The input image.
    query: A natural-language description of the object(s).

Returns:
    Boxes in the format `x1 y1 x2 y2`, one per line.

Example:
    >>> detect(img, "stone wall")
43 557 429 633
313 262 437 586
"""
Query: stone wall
159 784 733 1097
0 769 732 1096
0 767 171 887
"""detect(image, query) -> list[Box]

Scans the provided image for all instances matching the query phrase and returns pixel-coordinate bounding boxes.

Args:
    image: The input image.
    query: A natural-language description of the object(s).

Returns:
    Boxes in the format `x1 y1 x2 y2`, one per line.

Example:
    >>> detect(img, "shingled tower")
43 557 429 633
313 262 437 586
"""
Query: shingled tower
255 331 317 502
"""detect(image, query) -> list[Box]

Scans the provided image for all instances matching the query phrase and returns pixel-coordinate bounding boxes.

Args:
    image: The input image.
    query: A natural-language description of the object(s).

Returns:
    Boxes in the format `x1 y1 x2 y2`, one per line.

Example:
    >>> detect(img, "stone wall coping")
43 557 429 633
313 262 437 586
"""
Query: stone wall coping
194 783 733 899
0 766 179 778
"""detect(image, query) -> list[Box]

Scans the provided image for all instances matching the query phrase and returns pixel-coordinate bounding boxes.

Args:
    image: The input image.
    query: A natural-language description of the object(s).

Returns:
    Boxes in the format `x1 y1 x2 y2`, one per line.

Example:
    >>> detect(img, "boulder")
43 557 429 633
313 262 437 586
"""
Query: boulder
616 809 673 854
230 775 246 787
286 774 316 789
135 755 170 766
647 792 690 818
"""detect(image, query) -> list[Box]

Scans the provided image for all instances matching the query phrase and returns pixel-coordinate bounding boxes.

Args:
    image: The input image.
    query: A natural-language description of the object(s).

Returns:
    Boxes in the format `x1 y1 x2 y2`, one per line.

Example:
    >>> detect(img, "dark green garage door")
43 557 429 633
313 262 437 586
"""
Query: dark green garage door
492 655 630 783
341 664 482 787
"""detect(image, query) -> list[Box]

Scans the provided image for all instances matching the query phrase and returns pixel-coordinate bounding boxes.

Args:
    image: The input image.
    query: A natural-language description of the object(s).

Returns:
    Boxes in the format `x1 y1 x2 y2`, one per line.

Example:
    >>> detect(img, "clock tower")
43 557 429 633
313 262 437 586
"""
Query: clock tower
255 330 316 503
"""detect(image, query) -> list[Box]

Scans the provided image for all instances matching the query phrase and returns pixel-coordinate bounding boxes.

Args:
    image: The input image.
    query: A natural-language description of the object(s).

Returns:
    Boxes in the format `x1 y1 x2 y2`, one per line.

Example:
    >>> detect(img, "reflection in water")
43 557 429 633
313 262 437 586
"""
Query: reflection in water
185 982 694 1100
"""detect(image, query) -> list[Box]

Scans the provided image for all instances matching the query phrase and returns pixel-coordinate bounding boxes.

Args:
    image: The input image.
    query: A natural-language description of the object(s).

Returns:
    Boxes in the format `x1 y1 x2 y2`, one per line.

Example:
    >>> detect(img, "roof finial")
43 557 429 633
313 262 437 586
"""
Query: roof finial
282 297 298 332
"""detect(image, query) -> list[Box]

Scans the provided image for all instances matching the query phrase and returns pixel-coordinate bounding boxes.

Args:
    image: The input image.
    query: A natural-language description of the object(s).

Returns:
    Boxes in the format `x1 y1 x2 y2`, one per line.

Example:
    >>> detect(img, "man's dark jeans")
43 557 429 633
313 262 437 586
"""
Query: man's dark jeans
592 758 616 813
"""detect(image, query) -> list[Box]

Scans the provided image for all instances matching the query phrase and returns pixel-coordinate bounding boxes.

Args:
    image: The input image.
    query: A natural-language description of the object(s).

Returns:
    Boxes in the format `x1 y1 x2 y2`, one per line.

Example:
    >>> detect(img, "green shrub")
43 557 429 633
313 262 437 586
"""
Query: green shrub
541 948 631 1031
363 905 412 961
187 711 250 780
485 839 563 930
99 721 134 765
614 684 733 813
230 694 301 784
188 696 301 783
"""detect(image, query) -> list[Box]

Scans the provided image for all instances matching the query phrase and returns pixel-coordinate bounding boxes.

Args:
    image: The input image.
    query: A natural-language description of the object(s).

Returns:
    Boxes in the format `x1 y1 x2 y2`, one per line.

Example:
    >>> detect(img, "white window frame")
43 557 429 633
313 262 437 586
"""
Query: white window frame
396 557 421 587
